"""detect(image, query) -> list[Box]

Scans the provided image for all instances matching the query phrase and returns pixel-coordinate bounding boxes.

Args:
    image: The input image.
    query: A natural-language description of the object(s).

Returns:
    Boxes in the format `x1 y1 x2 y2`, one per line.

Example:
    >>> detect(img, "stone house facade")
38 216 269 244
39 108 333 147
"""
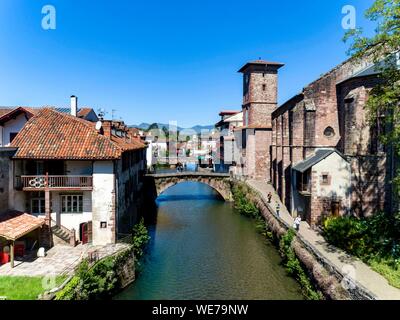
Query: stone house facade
1 108 146 246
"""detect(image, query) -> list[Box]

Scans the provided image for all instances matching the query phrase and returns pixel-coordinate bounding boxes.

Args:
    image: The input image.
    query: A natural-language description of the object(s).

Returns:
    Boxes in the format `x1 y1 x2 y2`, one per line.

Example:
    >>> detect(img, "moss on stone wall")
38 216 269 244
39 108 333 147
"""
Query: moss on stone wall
55 246 135 300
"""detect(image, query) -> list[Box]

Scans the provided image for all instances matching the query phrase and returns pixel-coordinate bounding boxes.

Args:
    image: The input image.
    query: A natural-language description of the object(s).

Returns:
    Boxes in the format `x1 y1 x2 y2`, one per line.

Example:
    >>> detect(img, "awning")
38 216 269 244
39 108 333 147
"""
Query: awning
0 211 45 241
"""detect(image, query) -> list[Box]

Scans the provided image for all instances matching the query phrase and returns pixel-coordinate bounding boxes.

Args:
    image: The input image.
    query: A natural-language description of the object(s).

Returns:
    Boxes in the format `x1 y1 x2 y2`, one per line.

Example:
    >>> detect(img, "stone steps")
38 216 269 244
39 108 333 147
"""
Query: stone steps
51 225 72 245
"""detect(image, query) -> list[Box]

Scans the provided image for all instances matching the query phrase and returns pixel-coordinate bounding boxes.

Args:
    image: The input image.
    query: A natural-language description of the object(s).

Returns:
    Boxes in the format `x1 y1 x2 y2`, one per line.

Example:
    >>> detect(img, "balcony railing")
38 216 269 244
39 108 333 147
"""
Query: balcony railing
15 175 93 191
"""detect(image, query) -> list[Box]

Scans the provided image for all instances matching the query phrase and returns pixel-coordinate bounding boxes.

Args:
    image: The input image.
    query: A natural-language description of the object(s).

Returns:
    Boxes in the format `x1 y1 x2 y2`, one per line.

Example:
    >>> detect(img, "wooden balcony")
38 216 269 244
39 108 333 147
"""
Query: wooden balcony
15 175 93 191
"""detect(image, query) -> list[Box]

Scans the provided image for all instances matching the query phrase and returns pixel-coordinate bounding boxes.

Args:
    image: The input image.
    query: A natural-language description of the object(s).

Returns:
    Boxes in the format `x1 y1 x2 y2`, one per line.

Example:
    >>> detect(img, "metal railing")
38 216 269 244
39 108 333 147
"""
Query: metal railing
16 175 93 190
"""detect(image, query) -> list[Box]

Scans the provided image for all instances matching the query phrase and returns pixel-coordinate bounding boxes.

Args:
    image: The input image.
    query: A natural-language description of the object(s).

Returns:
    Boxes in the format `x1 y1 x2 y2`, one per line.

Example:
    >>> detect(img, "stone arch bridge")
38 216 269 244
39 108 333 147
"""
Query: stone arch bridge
145 172 233 201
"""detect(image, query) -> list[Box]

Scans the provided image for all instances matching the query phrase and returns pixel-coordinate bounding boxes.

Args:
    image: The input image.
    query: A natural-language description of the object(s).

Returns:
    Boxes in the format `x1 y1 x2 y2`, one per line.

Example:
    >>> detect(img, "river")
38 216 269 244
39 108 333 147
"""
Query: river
115 181 303 300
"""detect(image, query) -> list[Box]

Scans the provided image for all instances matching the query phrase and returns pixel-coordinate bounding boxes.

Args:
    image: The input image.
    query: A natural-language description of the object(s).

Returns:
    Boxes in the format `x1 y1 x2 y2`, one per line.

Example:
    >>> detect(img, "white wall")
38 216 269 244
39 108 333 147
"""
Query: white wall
291 151 352 219
146 140 153 168
1 114 27 146
91 161 115 245
65 161 93 175
50 191 92 239
313 152 351 205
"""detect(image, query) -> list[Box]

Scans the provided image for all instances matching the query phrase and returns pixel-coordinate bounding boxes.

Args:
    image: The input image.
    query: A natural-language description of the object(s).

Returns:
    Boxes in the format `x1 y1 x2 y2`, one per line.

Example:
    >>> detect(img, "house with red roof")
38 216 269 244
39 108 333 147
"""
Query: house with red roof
0 96 98 148
0 106 146 255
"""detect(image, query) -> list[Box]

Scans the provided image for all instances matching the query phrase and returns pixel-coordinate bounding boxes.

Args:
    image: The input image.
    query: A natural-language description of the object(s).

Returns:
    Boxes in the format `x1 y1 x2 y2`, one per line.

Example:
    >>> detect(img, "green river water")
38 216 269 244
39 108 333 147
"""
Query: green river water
115 182 303 300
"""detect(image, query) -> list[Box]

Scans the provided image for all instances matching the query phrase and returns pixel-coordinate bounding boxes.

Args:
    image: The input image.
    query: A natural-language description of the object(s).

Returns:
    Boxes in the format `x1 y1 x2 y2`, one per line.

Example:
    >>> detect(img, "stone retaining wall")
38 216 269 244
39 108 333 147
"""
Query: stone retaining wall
39 245 135 300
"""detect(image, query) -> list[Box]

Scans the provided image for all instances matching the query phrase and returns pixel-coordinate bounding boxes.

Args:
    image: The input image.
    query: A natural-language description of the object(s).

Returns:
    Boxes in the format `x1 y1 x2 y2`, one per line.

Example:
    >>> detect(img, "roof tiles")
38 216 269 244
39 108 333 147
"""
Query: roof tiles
11 108 123 160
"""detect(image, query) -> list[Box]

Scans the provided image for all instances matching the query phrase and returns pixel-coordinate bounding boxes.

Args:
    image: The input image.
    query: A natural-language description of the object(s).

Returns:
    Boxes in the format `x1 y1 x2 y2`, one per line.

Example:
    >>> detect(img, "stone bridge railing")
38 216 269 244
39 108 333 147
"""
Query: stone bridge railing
145 172 232 201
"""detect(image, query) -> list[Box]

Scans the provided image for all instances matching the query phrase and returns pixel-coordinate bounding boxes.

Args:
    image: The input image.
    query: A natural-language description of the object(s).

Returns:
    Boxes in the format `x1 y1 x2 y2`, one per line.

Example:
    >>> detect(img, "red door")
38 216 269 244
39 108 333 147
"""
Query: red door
80 223 88 244
87 221 93 243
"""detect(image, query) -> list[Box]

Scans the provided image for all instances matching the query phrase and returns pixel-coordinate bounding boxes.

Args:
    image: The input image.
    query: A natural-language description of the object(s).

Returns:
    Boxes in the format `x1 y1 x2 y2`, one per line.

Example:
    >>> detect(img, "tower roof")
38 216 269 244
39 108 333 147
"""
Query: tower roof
238 59 284 73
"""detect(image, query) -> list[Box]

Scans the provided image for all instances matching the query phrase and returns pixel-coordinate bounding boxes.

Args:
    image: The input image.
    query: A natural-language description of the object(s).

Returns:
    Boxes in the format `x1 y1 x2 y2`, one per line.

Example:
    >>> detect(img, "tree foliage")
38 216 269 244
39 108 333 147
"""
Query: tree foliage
345 0 400 193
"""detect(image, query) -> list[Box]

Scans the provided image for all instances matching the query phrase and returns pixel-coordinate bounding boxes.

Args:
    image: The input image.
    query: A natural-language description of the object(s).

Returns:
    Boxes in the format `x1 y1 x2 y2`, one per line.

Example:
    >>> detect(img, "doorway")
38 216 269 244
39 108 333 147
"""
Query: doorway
80 221 92 244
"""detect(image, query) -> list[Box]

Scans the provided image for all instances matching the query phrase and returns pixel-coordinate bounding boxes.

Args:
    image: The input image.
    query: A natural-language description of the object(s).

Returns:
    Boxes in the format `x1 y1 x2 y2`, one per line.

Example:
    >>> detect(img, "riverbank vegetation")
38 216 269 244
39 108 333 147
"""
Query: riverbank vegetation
232 182 322 300
323 214 400 288
279 230 323 300
0 275 65 300
232 184 275 240
133 218 151 267
55 219 150 300
55 247 135 300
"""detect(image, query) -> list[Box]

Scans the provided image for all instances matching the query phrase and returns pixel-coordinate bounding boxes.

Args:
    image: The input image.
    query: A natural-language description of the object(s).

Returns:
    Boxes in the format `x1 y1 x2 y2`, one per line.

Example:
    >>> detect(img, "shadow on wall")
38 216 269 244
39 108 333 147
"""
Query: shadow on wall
345 121 389 218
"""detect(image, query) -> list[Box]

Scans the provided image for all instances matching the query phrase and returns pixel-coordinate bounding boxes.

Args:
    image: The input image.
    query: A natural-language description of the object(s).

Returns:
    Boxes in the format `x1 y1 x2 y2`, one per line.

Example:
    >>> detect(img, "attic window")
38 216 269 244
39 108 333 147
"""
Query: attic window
324 127 335 138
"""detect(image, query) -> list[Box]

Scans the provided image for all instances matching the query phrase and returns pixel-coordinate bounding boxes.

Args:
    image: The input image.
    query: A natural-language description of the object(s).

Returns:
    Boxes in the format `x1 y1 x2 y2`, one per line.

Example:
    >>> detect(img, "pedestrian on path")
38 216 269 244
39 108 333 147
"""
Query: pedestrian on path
293 216 301 231
276 204 280 217
267 192 272 204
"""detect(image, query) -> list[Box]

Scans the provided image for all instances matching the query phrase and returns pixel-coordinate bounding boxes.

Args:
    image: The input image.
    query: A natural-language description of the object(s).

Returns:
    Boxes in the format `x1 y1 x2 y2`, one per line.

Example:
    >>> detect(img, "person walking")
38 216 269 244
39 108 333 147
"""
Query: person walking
293 216 302 231
267 192 272 204
276 204 280 217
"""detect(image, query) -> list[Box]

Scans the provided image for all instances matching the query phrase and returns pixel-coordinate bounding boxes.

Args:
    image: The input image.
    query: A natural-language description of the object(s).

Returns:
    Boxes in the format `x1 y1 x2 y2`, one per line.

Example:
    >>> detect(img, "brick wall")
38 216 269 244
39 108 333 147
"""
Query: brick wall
270 55 393 222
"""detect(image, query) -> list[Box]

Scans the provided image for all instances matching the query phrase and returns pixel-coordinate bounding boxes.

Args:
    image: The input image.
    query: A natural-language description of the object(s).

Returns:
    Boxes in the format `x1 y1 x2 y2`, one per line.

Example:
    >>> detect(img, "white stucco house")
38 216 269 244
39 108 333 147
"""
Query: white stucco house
3 107 146 247
291 148 352 226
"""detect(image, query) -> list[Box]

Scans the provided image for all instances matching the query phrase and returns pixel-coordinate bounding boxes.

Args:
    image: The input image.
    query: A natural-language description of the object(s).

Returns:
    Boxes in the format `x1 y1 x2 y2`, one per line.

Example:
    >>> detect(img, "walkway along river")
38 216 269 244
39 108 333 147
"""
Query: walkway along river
115 181 303 300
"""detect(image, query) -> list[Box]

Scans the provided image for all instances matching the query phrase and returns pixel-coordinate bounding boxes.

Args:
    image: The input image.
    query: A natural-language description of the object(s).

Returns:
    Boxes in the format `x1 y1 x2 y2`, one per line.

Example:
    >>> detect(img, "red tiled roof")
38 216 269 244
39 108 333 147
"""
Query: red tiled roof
11 108 123 160
110 134 146 151
0 108 13 116
219 110 240 116
0 211 45 241
77 108 93 118
0 107 35 125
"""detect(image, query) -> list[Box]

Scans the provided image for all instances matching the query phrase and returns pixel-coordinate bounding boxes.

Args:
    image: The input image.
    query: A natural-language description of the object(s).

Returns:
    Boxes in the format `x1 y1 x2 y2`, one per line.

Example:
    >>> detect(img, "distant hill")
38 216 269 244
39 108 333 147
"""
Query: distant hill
130 123 214 134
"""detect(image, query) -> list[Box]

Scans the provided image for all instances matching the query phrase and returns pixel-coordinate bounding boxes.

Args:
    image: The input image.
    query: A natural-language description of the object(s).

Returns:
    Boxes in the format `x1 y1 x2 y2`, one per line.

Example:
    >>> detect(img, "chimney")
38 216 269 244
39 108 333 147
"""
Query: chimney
70 95 78 117
101 120 112 138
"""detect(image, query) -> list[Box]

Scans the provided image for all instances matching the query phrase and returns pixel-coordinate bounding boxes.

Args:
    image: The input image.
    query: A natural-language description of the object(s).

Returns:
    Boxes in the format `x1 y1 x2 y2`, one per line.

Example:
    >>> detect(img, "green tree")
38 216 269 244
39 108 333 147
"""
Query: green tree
344 0 400 194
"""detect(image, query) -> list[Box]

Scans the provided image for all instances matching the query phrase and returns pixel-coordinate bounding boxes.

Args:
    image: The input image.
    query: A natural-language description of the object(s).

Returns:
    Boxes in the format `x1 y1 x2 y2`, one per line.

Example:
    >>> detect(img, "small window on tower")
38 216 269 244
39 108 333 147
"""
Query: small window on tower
324 126 335 138
262 84 266 91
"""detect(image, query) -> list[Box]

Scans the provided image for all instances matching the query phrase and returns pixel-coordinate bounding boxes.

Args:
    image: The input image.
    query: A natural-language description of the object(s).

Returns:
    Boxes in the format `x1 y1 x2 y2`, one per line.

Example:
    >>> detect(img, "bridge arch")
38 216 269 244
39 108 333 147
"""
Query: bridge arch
146 173 233 202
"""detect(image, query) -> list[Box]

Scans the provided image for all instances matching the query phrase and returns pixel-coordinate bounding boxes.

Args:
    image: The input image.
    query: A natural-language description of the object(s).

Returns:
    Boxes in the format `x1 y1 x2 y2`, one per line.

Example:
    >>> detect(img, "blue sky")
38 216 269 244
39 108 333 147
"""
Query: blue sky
0 0 375 127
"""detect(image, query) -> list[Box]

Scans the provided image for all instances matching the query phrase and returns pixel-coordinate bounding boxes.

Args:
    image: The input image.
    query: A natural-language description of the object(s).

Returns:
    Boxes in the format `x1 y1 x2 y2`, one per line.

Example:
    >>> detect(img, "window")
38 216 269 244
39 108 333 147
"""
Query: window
61 195 83 213
9 132 18 143
321 173 330 185
323 126 335 138
31 198 46 215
